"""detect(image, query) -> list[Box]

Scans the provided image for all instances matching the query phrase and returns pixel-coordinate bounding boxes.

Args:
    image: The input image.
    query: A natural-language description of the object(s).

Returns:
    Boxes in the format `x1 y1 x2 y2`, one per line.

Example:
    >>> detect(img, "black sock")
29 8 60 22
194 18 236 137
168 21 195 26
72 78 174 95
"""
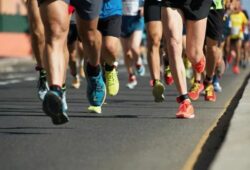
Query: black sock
105 64 115 71
194 80 201 84
204 75 212 86
176 94 189 103
86 63 100 77
50 85 62 97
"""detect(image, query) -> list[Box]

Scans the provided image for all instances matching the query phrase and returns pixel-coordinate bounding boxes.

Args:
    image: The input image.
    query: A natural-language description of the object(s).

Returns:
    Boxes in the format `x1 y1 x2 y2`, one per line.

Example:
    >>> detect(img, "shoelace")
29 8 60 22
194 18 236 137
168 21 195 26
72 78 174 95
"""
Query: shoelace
190 83 200 93
107 71 117 85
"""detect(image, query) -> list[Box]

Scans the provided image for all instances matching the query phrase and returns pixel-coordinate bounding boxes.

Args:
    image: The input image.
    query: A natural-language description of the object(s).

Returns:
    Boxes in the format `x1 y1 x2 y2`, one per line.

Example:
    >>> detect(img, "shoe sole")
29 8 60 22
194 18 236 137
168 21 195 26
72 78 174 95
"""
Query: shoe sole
88 106 102 114
43 92 69 125
176 113 195 119
153 84 165 102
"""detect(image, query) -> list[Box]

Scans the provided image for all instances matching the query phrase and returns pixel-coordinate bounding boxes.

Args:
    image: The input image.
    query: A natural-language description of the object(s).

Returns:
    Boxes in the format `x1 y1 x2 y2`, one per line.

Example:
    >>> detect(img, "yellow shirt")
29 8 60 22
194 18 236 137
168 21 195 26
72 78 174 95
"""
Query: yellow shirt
230 11 248 39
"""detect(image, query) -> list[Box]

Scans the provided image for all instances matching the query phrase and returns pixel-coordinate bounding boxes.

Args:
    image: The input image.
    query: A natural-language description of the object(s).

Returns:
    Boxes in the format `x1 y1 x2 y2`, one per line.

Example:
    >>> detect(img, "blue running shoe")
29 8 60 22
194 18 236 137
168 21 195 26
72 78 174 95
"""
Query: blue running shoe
43 90 69 125
86 70 106 106
136 64 145 76
213 75 222 92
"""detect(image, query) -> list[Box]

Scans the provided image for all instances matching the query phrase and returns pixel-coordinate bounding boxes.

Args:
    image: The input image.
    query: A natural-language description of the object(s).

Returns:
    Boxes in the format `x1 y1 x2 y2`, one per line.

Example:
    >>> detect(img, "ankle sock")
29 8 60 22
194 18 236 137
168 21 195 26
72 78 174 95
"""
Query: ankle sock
86 63 100 77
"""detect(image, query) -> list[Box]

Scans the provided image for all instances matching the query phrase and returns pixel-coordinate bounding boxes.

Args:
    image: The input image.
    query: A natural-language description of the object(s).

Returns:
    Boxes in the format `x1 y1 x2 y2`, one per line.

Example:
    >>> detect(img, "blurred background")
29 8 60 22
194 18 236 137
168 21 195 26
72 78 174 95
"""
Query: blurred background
0 0 31 58
0 0 249 58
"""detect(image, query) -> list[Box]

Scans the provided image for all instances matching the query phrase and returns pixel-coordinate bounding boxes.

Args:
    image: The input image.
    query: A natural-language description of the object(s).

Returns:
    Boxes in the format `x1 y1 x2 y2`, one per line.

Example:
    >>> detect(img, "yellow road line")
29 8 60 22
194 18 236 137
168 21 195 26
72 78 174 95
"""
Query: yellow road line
182 99 231 170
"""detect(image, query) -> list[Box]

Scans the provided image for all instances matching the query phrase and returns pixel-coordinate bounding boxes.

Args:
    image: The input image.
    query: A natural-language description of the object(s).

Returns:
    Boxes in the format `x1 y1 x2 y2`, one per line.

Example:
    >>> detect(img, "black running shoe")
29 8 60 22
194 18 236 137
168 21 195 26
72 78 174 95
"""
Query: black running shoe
43 91 69 125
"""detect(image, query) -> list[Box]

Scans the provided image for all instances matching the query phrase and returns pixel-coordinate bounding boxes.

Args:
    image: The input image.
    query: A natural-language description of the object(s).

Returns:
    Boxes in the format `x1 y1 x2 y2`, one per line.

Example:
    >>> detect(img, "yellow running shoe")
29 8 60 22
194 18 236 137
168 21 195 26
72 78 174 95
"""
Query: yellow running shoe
105 68 119 96
152 80 165 102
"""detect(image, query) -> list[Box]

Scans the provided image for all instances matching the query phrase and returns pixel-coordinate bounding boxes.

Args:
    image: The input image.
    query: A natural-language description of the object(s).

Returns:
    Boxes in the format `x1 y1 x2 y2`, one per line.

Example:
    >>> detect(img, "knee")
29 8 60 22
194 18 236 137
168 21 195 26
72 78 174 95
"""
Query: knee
148 33 161 49
46 21 69 43
104 41 118 56
186 47 203 60
81 29 101 47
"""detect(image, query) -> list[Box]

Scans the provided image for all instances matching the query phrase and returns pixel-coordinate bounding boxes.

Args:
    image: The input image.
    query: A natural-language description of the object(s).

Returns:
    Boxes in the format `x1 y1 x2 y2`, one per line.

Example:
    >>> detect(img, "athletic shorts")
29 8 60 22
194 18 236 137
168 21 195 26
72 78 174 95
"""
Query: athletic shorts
67 23 79 44
161 0 212 20
38 0 102 20
206 9 224 41
121 15 144 38
98 15 122 37
144 0 161 23
243 33 250 42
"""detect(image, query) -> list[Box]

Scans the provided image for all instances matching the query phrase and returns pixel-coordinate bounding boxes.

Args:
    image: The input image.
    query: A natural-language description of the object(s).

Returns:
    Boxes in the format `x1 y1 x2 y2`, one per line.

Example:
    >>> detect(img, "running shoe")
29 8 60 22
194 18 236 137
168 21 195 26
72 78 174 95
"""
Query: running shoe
71 75 80 89
37 69 49 101
232 65 240 74
204 84 216 102
176 99 195 119
164 66 174 85
188 82 204 100
43 90 69 125
86 70 106 106
126 75 137 89
213 75 222 92
152 80 165 102
193 57 206 73
88 105 102 114
136 64 145 76
62 89 68 111
105 68 119 96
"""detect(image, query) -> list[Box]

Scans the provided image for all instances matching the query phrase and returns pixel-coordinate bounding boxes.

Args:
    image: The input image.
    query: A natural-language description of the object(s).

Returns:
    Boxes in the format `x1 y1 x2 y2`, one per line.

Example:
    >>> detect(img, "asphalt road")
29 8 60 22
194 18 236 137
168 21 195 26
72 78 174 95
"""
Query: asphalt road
0 65 249 170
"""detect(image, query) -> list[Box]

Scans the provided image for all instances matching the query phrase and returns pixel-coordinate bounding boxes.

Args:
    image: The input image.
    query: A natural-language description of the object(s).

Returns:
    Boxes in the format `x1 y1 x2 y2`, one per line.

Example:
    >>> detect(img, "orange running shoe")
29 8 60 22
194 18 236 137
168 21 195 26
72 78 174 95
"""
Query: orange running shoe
176 100 195 119
232 65 240 74
193 57 206 73
188 82 204 100
204 84 216 102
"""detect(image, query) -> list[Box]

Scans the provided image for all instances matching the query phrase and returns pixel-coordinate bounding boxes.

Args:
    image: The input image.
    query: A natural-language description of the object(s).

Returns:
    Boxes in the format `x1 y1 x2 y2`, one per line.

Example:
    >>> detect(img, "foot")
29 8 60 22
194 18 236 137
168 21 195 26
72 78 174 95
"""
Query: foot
71 75 81 89
204 84 216 102
152 80 165 102
105 68 119 96
88 105 102 114
43 91 69 125
37 69 49 101
232 65 240 74
126 75 137 89
86 70 106 107
164 66 174 85
136 64 145 76
188 82 204 100
176 99 195 119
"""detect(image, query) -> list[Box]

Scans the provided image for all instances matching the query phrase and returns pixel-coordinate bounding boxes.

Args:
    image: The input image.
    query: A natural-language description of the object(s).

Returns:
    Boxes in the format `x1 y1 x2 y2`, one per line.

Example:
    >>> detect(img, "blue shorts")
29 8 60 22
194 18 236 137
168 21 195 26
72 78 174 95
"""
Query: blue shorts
243 33 250 42
121 15 144 38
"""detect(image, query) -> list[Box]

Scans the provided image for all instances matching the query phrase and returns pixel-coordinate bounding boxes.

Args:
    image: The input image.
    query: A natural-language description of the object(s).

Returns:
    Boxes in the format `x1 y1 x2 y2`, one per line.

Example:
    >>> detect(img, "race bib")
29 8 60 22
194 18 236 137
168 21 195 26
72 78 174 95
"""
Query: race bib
123 1 139 16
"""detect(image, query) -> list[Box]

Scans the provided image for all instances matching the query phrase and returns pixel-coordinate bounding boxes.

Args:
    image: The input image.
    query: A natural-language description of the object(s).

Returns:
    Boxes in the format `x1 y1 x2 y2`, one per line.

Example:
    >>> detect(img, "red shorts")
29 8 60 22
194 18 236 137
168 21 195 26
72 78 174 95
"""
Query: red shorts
68 5 75 14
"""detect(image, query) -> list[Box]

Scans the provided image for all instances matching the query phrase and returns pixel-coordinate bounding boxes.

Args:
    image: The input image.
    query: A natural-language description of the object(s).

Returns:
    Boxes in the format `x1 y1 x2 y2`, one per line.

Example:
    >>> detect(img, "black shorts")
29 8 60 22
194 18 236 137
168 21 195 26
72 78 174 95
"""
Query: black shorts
161 0 212 20
67 23 79 45
98 15 122 37
144 0 161 23
206 9 224 41
38 0 102 20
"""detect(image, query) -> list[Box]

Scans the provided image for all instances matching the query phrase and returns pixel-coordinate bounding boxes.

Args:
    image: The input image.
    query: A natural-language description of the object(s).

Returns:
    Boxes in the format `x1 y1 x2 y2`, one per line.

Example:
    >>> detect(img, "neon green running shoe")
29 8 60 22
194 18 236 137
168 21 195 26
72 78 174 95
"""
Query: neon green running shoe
105 68 119 96
152 80 165 102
